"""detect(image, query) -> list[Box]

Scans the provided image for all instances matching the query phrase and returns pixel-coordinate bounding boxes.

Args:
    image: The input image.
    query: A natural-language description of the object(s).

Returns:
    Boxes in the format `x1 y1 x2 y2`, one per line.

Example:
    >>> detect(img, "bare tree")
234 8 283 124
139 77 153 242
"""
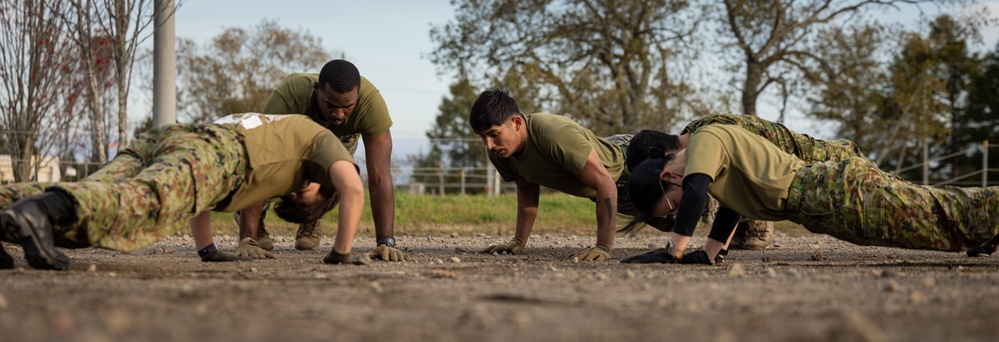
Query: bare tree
0 0 80 181
716 0 962 118
430 0 711 135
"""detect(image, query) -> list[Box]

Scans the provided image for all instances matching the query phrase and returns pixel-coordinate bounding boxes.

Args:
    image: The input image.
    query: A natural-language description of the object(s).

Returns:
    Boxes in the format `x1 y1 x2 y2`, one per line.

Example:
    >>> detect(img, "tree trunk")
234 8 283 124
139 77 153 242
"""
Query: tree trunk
742 60 763 116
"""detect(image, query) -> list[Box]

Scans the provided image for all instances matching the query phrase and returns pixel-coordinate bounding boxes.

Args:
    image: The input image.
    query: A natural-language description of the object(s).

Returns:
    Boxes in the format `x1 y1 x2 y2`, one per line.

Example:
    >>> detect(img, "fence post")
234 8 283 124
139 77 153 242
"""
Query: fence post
460 168 466 195
437 163 445 196
485 162 495 196
984 140 989 187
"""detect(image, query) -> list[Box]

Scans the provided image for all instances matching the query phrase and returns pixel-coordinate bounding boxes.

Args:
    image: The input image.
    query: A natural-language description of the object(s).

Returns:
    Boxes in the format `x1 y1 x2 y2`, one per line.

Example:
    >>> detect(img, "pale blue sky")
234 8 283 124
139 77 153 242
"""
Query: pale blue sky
151 0 998 160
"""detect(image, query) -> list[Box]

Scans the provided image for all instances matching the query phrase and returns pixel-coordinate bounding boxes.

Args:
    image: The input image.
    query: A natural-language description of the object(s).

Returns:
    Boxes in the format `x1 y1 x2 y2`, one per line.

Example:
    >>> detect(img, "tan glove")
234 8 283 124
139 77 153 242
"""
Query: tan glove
235 237 277 259
368 244 411 261
481 238 525 255
571 245 611 261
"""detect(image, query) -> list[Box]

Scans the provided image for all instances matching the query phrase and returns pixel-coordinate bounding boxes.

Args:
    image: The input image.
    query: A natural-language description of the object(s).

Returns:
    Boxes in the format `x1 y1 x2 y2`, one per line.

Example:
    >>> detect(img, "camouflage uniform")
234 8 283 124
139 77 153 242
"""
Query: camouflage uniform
682 114 868 248
1 124 246 252
788 157 999 251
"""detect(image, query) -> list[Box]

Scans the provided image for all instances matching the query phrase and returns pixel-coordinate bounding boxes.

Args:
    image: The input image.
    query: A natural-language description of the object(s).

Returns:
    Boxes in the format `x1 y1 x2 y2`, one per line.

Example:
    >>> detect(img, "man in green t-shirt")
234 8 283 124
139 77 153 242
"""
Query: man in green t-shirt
469 89 669 261
621 124 999 264
234 59 407 262
0 114 364 270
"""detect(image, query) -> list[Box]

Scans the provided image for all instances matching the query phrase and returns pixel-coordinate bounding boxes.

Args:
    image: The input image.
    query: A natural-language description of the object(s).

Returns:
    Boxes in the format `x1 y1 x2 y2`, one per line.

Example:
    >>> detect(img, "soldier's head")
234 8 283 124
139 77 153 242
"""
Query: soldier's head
619 143 686 232
274 183 338 224
470 89 528 159
626 130 681 171
313 59 361 128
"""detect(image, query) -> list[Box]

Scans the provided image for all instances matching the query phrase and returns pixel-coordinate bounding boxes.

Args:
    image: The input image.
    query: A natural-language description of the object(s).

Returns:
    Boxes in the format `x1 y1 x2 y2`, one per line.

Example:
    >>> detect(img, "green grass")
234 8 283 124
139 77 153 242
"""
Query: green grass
208 192 809 238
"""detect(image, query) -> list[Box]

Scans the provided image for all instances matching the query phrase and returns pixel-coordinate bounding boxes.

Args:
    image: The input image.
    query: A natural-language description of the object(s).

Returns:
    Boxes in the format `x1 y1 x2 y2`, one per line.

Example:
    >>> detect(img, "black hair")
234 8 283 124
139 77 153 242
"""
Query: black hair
318 59 361 94
273 184 340 224
625 130 682 171
469 88 525 132
618 143 678 233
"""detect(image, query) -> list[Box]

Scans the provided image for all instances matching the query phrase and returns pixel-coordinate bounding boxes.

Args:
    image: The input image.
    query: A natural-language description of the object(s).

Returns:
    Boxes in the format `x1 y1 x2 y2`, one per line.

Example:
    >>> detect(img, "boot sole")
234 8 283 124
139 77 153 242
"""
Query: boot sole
1 211 69 270
0 245 14 269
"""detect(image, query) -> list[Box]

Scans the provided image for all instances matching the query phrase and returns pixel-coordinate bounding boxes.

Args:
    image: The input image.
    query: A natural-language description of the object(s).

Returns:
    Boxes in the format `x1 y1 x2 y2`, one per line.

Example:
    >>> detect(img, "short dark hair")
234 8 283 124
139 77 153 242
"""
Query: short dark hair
626 130 681 171
619 143 678 233
273 185 340 224
469 88 524 132
318 59 361 93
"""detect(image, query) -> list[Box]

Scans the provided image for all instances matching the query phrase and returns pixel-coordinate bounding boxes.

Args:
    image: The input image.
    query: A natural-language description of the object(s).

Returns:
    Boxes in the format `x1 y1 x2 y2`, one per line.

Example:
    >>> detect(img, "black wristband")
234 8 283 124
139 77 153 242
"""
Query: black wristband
376 236 396 247
197 243 217 258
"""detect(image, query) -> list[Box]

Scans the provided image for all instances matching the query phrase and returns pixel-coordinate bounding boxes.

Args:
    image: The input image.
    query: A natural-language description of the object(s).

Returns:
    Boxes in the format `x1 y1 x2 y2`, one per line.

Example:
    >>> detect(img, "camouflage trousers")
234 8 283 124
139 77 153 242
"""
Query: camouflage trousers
787 157 999 252
0 124 247 252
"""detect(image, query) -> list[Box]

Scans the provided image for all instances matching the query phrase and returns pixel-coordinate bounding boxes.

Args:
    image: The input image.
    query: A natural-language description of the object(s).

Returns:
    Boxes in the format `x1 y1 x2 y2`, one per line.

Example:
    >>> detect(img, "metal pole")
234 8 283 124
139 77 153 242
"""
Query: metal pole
984 140 989 187
922 138 929 185
153 0 176 126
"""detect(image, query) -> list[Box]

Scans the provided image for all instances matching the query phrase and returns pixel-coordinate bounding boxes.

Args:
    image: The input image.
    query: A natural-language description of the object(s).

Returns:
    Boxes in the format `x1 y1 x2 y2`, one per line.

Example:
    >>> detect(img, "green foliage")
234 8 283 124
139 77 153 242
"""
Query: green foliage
175 19 334 123
430 0 710 135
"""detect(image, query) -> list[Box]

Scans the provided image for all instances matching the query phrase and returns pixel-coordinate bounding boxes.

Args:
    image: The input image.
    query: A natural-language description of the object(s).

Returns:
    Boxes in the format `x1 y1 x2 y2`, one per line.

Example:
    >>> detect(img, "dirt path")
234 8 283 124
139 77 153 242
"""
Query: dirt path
1 233 997 342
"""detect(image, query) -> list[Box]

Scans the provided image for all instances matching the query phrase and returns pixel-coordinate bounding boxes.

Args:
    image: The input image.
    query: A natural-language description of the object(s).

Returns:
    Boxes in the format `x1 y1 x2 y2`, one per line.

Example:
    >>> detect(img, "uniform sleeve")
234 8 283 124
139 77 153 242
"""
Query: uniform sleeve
263 75 312 114
683 131 727 180
546 126 592 175
306 131 357 172
353 78 393 137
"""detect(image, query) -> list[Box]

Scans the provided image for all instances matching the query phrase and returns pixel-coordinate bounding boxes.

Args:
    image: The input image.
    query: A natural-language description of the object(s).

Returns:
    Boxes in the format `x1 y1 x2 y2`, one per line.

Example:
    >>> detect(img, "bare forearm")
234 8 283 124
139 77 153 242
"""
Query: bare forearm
514 205 538 245
369 176 395 240
595 194 617 249
334 189 363 255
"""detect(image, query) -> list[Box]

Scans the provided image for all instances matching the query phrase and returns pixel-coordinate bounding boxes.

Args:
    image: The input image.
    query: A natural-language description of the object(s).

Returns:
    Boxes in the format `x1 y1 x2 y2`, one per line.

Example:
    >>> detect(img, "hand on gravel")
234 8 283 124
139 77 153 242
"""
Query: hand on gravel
200 249 252 262
235 237 276 259
368 244 411 261
571 245 611 261
324 249 351 264
620 248 679 264
480 238 525 255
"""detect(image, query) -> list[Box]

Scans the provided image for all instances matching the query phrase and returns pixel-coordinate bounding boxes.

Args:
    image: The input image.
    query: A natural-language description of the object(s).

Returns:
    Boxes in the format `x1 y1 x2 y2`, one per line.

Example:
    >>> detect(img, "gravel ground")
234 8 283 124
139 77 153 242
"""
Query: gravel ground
1 231 997 342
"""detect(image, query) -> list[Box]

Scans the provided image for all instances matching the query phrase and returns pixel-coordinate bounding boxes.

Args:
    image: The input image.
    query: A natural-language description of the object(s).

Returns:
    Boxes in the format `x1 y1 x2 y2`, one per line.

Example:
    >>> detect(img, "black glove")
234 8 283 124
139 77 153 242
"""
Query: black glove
324 249 351 264
200 248 252 262
620 248 679 264
679 250 714 265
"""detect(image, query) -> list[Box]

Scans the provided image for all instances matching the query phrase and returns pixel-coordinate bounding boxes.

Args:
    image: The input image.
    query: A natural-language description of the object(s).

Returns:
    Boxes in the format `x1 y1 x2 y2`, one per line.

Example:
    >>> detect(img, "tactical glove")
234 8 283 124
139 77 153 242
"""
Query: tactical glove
235 237 277 259
200 248 252 262
368 244 411 261
571 245 611 261
480 238 525 255
620 248 679 264
679 250 715 265
324 249 351 264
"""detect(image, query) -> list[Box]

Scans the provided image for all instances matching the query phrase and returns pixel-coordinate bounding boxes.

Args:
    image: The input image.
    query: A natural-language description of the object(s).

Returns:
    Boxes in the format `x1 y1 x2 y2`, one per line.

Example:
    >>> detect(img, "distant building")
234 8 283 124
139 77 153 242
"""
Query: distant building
0 155 64 183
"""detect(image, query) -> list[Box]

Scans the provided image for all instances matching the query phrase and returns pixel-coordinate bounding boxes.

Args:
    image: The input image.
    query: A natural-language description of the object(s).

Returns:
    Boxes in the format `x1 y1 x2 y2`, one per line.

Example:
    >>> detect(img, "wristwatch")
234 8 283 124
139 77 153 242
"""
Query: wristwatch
377 236 396 247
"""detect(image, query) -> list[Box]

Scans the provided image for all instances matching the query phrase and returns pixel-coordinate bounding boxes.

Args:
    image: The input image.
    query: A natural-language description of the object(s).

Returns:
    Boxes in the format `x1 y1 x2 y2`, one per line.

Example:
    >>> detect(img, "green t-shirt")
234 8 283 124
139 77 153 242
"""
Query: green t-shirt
212 114 357 212
262 73 392 139
488 113 626 199
683 125 805 221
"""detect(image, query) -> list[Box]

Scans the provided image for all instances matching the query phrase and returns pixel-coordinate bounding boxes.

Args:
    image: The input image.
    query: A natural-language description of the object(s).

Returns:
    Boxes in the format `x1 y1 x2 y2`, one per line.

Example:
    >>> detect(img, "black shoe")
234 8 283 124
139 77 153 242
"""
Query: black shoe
0 197 70 270
0 244 14 269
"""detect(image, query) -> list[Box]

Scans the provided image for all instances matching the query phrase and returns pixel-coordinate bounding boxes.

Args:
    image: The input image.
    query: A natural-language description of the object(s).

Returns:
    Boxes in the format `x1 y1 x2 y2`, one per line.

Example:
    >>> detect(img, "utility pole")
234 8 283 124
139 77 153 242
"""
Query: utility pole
153 0 176 126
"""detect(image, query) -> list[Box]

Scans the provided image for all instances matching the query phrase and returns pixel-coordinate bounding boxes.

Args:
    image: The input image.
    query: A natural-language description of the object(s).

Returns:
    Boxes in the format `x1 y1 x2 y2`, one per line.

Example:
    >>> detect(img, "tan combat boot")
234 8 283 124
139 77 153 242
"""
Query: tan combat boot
729 220 773 250
294 219 323 250
234 208 274 251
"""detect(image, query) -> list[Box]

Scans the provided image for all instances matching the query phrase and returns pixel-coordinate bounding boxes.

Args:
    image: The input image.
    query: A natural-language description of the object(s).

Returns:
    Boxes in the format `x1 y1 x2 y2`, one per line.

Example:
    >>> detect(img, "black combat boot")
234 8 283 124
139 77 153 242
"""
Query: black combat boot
0 192 75 270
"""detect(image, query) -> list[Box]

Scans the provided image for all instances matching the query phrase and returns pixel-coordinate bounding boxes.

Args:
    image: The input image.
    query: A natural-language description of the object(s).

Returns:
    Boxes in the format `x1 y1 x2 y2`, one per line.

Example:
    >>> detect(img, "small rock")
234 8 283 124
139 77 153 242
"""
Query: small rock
884 280 900 292
728 263 745 276
785 268 800 278
594 272 608 280
910 291 925 304
87 264 97 272
811 251 824 261
108 272 117 277
761 256 772 263
450 257 461 264
314 273 328 279
764 268 777 277
450 233 458 238
455 247 467 253
880 269 896 278
625 270 636 279
548 266 558 272
273 236 285 243
0 294 8 310
351 254 372 266
647 243 657 249
921 276 936 287
249 268 258 273
572 256 580 263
